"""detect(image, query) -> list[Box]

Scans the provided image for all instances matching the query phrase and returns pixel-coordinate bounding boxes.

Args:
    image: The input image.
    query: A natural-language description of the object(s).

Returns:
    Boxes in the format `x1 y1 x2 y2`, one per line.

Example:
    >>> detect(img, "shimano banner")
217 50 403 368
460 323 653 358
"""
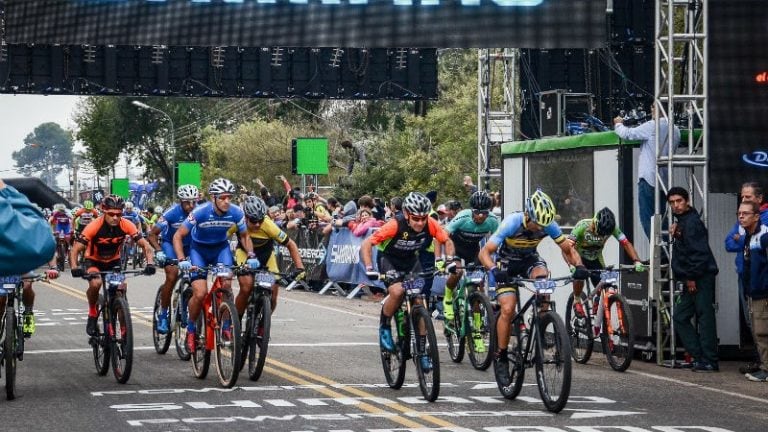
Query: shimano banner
4 0 606 49
325 229 384 289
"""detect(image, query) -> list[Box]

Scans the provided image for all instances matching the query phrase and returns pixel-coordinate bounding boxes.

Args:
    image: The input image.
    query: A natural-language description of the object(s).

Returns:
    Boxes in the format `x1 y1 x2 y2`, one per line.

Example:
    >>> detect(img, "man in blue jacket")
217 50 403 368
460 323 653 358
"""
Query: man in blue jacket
724 181 767 374
0 179 56 276
737 200 768 382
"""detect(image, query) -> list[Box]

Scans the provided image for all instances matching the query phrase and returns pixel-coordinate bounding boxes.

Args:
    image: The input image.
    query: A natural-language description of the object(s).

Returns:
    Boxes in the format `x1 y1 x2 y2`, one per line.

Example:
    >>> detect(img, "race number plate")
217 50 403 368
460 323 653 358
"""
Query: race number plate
601 271 619 284
255 272 276 287
533 279 556 294
403 278 426 296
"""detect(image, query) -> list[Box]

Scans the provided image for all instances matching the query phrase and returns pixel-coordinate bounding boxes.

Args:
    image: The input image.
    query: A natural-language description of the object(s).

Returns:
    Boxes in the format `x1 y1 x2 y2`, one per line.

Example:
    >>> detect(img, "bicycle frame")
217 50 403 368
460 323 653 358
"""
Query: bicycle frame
201 265 234 351
509 277 569 363
452 265 487 339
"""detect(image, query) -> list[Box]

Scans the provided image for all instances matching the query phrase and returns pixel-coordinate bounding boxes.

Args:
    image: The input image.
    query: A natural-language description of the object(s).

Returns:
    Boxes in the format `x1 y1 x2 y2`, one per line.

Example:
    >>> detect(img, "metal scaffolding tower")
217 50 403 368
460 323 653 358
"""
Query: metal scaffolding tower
477 49 517 191
652 0 708 365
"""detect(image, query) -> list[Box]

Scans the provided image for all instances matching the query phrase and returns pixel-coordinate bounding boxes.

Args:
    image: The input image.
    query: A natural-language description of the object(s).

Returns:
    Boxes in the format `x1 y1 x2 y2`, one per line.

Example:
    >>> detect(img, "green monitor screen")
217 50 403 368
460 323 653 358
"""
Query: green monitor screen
177 162 202 188
110 178 130 199
292 138 329 175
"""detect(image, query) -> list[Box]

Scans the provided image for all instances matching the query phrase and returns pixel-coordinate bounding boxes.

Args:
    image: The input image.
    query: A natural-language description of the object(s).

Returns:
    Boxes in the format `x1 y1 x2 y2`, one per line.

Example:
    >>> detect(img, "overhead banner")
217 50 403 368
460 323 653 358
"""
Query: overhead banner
4 0 607 49
709 0 768 193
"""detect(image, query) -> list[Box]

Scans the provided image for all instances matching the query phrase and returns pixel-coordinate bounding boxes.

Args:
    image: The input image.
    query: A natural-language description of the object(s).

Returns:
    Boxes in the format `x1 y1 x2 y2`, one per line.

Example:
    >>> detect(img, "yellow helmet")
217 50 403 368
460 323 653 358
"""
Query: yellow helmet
525 189 556 227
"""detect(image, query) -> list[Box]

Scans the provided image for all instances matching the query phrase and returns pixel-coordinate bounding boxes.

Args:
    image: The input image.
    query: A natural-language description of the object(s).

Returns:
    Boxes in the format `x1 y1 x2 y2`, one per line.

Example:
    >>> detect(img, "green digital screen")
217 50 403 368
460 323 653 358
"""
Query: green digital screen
177 162 202 189
111 178 130 199
293 138 329 175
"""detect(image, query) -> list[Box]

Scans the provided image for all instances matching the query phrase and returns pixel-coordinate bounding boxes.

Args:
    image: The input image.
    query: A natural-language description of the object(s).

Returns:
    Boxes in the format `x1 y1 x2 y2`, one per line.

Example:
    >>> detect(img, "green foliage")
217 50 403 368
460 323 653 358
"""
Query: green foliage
12 122 74 188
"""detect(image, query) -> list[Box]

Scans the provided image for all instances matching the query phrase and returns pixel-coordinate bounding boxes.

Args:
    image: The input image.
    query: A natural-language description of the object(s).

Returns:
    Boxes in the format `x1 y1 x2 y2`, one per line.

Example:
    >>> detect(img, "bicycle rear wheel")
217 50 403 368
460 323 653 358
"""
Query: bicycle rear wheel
56 242 67 271
110 296 133 384
174 283 192 361
602 293 635 372
380 311 407 390
412 306 440 402
445 294 465 364
534 311 572 413
4 307 17 400
92 297 110 376
245 294 272 381
191 312 210 379
565 292 594 364
152 287 172 354
214 297 242 388
466 291 495 371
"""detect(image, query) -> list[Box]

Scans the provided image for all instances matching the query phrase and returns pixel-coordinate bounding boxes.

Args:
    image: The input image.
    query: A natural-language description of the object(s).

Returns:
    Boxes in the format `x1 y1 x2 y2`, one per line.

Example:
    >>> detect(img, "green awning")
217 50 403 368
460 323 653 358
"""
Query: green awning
501 129 701 156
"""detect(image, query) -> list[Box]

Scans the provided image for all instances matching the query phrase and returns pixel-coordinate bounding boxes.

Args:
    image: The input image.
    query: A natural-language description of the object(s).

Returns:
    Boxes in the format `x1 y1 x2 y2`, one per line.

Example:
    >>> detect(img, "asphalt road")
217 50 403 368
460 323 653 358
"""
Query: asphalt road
3 271 766 432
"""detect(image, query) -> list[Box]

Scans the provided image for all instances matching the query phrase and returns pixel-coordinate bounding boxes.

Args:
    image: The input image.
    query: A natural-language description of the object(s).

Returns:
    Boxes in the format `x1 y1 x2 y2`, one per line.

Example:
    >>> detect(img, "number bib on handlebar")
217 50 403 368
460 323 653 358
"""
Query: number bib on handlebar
0 275 21 294
601 271 619 284
211 266 232 280
533 279 556 294
255 272 275 287
403 278 426 296
465 270 485 285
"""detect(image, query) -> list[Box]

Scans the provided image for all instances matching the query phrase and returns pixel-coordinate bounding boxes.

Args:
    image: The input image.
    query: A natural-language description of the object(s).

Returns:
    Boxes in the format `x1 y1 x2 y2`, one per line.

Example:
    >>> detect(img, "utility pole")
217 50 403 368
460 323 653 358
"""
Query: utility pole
72 156 80 202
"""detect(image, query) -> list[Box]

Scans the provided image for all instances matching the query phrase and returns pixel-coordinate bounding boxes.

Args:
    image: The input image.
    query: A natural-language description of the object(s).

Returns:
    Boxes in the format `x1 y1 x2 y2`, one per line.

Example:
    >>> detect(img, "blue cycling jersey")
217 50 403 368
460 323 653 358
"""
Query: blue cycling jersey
159 203 192 246
182 201 246 245
488 212 566 258
123 210 142 227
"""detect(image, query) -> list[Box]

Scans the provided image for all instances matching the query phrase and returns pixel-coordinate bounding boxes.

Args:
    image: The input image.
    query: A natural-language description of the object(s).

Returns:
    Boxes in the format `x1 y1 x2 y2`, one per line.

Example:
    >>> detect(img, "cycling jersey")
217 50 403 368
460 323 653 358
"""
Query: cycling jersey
568 218 628 263
489 212 566 259
49 210 73 235
76 215 141 262
446 209 499 262
369 214 450 269
74 208 99 229
122 210 143 229
158 203 192 246
182 201 246 245
227 216 289 273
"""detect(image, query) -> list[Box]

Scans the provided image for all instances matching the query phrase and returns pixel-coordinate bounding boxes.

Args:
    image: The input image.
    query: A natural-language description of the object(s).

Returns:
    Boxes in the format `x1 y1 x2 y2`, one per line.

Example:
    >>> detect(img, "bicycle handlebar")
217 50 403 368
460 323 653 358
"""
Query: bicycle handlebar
82 268 146 280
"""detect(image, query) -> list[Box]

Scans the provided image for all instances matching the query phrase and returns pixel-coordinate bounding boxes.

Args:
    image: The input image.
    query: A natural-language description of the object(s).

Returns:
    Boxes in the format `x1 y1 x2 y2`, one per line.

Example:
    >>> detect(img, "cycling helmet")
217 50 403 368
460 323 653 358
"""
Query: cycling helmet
177 184 199 200
102 195 125 210
594 207 616 236
469 191 493 211
208 177 236 196
242 196 268 221
154 206 163 214
402 192 432 216
83 200 94 210
525 189 556 227
53 203 65 211
124 201 134 210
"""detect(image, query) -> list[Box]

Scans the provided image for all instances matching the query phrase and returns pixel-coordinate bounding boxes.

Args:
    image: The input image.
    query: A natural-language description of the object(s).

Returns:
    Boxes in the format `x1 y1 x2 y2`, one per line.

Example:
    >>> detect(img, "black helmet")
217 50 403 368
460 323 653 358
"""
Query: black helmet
242 196 268 220
469 191 492 211
594 207 616 236
102 194 125 210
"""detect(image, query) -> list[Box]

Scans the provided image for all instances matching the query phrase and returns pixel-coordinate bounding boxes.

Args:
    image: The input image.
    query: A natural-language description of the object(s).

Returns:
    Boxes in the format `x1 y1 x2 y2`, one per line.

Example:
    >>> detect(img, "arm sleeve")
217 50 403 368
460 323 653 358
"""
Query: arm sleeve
0 186 56 276
369 219 398 245
725 221 745 253
614 121 654 141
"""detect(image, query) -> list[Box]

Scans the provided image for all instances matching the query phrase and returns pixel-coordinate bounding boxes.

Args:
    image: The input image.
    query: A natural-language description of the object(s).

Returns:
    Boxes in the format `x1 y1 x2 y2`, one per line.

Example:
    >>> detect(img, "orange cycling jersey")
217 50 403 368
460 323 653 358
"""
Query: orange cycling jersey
369 215 449 261
76 216 141 262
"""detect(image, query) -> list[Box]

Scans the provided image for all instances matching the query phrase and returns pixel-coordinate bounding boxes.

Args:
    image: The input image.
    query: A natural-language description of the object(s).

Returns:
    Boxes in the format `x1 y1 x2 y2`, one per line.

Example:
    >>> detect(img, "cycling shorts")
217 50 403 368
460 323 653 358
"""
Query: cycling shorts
85 259 122 275
161 241 190 263
495 254 548 298
234 247 279 274
189 241 233 281
581 257 603 288
377 255 422 290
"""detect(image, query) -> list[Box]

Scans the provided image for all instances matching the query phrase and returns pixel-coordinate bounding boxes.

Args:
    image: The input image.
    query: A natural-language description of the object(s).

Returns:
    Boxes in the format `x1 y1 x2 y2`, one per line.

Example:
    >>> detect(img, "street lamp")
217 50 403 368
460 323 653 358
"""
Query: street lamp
131 100 176 196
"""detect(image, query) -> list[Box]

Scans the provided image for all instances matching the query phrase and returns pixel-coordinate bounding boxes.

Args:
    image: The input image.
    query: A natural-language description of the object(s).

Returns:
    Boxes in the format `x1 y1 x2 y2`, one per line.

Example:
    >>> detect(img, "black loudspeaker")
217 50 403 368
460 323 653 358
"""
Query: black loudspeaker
538 89 594 137
290 139 298 175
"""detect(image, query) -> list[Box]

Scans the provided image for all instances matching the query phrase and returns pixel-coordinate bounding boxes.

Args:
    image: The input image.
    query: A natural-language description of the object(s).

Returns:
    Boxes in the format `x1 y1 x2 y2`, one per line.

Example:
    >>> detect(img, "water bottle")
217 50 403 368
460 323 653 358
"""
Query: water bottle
395 308 405 337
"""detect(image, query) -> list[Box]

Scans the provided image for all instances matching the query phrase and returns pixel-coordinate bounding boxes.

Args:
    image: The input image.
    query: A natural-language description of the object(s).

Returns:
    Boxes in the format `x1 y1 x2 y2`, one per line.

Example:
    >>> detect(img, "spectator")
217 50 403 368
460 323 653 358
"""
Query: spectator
0 179 56 275
255 178 279 207
348 208 384 237
668 186 719 372
372 197 387 221
463 175 478 195
340 140 367 175
725 181 767 374
388 197 403 220
305 192 332 224
614 104 680 240
736 200 768 382
445 200 462 222
285 205 306 230
491 191 502 218
436 204 449 224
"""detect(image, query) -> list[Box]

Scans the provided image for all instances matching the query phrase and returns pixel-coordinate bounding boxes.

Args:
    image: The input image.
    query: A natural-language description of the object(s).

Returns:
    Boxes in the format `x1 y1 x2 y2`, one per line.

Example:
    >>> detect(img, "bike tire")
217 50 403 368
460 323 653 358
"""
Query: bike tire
4 307 17 400
174 283 192 361
380 311 407 390
412 306 440 402
602 293 635 372
214 297 242 388
534 311 572 413
92 296 110 376
445 295 465 364
565 292 594 364
494 318 525 400
466 291 495 371
191 312 210 379
247 295 272 381
110 296 134 384
57 242 67 271
152 287 172 355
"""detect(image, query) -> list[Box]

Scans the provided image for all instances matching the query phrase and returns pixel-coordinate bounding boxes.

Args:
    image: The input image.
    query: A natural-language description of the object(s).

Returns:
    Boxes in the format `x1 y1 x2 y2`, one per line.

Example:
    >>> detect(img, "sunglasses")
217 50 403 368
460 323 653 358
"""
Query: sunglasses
409 215 429 222
247 216 264 224
105 211 123 217
215 194 233 201
472 209 489 216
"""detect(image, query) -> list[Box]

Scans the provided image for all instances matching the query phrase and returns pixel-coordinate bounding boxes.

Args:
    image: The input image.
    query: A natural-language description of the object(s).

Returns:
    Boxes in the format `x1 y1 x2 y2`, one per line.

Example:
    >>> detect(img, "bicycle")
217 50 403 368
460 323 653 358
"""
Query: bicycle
187 264 242 388
85 267 145 384
443 263 496 370
0 274 45 400
55 231 70 271
379 270 440 402
152 260 193 360
493 275 573 413
565 265 637 372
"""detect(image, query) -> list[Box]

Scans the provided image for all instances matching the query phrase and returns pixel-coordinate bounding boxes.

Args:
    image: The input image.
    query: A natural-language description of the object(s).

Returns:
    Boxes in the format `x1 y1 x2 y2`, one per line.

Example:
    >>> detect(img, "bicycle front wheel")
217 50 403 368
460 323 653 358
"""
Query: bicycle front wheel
152 286 172 354
444 295 465 364
380 311 407 390
191 312 210 379
214 297 242 388
565 292 594 364
494 317 525 400
602 293 635 372
110 296 134 384
412 306 440 402
534 311 572 413
92 297 110 376
466 291 495 371
4 307 17 400
174 283 192 361
246 294 272 381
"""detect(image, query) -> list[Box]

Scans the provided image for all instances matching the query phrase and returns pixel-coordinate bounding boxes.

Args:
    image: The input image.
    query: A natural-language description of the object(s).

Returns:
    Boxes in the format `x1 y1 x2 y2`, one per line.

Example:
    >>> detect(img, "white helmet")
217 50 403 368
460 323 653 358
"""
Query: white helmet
154 206 163 214
125 201 134 210
403 192 432 216
177 184 199 200
207 177 236 196
53 203 66 211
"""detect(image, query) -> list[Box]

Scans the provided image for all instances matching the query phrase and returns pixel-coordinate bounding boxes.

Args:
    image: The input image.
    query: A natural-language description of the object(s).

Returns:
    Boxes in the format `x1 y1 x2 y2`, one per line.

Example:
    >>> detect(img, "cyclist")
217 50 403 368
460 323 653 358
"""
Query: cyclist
69 195 156 336
442 191 500 352
477 189 588 385
230 196 306 319
122 201 146 259
147 184 199 334
148 206 163 230
361 192 456 370
566 207 645 317
49 203 74 267
173 178 258 352
73 199 99 238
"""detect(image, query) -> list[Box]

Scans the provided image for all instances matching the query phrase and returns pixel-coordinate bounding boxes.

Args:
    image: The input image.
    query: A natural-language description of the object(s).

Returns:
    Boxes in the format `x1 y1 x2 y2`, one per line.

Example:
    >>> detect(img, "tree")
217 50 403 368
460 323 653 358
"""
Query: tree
12 122 74 189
